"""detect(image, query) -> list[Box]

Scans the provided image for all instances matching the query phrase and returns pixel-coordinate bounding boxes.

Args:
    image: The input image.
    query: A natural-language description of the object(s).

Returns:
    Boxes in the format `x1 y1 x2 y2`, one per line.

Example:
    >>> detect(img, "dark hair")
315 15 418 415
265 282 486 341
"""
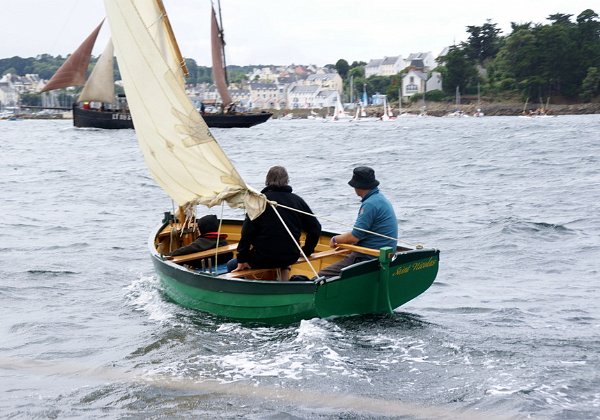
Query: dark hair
197 214 218 234
265 166 289 187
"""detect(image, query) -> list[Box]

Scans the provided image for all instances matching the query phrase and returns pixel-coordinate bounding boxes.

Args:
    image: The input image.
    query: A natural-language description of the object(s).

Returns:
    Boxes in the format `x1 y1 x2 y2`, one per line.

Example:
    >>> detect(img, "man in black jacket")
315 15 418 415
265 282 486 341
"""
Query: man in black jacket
227 166 321 279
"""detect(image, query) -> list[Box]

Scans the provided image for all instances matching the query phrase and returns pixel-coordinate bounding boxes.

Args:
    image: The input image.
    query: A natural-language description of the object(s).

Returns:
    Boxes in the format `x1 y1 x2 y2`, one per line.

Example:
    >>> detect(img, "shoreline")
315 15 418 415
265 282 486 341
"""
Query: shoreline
5 102 599 121
271 102 600 119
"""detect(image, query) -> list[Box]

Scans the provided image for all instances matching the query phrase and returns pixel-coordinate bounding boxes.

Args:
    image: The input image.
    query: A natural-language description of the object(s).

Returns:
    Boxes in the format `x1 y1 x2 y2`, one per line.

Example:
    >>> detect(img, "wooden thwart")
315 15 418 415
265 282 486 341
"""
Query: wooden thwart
167 243 238 264
165 241 372 281
223 247 351 279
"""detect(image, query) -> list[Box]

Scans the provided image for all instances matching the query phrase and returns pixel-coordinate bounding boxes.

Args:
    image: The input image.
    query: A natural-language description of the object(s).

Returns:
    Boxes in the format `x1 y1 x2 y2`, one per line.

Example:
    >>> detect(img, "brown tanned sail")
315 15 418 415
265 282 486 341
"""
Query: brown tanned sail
210 5 233 107
41 21 104 92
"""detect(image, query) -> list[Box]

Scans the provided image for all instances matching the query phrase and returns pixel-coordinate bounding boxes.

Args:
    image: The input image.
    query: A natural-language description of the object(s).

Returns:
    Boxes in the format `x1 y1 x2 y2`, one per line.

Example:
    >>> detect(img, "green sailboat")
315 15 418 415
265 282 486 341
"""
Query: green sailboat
104 0 439 324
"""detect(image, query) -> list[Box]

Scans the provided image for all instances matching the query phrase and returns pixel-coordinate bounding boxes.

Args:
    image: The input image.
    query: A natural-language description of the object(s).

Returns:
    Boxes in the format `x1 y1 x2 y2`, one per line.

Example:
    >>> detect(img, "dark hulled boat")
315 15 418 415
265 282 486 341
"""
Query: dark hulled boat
202 111 272 128
72 106 271 129
72 104 133 129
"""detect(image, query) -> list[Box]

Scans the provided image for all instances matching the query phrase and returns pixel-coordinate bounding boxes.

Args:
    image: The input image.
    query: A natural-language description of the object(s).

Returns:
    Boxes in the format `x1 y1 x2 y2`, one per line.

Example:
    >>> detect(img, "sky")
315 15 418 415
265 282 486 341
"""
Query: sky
1 0 598 67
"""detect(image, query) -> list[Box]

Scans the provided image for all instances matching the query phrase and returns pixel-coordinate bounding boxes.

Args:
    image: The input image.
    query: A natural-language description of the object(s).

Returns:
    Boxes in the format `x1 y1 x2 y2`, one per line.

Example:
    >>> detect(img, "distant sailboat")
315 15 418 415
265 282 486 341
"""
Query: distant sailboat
350 102 376 122
205 0 272 128
379 95 396 121
330 92 352 121
473 82 484 117
446 86 467 117
41 21 133 129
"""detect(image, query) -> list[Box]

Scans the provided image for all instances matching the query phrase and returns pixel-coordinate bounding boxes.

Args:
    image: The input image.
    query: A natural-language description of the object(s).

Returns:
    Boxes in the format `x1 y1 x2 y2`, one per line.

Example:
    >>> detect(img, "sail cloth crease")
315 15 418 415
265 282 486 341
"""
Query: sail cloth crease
210 6 232 107
41 21 104 92
78 39 115 103
103 0 265 219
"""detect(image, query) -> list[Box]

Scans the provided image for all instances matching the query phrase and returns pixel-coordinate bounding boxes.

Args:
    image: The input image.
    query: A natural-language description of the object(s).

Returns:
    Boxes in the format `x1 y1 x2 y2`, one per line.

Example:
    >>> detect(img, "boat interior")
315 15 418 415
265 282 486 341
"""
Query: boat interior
154 218 402 281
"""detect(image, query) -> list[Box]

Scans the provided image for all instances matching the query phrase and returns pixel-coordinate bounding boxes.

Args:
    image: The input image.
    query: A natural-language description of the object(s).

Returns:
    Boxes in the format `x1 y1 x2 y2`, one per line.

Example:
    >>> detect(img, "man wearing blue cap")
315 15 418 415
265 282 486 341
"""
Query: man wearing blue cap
317 166 398 278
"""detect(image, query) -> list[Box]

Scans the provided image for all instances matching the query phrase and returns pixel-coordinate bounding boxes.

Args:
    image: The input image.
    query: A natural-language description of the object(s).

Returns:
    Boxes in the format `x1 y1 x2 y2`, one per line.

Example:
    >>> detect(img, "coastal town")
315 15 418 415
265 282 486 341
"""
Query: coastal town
1 7 599 120
0 50 446 120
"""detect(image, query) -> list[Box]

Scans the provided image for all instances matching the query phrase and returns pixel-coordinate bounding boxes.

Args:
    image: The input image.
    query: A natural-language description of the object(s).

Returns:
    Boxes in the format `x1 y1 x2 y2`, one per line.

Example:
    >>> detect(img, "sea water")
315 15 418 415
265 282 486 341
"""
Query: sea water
1 115 599 418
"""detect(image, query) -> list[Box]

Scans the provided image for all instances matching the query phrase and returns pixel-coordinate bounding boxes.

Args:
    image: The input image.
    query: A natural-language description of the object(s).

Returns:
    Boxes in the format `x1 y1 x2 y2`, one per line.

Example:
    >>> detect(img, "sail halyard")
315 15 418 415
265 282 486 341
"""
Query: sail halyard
210 3 233 107
41 21 104 92
104 0 265 219
78 39 115 103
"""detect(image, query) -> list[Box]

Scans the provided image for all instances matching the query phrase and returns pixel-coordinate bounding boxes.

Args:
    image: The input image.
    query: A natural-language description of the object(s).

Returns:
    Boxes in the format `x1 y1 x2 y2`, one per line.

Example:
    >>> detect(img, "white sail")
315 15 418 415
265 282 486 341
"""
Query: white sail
134 0 187 86
381 96 389 121
103 0 265 218
78 39 115 104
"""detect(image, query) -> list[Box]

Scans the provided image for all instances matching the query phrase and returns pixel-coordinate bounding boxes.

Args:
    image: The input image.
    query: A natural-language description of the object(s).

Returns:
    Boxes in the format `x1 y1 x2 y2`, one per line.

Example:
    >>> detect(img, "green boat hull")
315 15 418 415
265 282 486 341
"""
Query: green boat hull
151 236 440 324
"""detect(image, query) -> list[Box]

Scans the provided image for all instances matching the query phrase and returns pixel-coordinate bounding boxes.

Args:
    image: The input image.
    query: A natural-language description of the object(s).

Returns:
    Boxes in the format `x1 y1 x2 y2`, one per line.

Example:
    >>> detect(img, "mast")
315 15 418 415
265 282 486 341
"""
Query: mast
422 72 427 113
398 86 402 114
216 0 228 86
455 85 460 108
211 0 233 107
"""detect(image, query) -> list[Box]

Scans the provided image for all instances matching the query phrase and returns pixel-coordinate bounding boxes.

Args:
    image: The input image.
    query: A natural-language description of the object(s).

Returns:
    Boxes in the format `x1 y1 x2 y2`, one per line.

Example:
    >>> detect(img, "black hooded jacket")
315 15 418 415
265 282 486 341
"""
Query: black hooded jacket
236 185 321 268
168 215 233 265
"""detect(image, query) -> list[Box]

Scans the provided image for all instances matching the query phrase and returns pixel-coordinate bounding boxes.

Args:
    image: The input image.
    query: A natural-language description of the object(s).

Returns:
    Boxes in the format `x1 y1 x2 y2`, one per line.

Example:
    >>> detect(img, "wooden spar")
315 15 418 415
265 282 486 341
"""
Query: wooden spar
156 0 189 77
337 243 382 257
215 0 229 86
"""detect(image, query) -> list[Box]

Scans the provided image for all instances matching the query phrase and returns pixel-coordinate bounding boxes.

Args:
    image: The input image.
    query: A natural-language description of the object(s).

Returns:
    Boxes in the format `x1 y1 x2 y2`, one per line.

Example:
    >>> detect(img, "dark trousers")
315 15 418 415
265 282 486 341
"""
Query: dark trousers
317 252 374 278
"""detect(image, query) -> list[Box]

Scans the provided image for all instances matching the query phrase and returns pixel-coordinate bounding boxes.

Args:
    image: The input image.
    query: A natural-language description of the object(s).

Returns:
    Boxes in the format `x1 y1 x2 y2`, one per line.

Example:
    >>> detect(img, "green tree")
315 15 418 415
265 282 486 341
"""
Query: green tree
335 59 350 79
535 21 578 97
464 20 502 64
19 92 42 106
493 26 540 96
440 46 477 95
581 67 600 101
575 9 600 90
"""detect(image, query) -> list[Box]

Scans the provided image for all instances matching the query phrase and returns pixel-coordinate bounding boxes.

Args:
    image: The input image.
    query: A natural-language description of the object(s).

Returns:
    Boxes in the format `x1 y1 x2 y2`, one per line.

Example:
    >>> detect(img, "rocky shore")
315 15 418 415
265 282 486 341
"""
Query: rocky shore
271 101 600 119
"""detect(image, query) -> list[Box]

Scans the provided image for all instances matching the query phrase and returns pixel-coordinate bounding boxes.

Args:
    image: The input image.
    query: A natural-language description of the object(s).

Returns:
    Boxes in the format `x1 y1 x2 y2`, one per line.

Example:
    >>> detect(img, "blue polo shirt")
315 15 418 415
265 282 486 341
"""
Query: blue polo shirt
351 188 398 251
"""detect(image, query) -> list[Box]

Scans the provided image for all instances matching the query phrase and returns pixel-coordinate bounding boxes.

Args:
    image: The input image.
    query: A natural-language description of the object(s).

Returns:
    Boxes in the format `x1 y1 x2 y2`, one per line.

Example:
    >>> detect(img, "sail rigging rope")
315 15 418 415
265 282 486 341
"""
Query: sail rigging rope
269 203 319 279
267 200 420 249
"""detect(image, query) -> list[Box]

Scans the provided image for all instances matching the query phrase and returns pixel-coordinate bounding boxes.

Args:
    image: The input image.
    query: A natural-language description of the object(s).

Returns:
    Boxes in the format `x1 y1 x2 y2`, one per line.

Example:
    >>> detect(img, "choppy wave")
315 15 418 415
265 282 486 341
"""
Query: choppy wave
2 117 600 418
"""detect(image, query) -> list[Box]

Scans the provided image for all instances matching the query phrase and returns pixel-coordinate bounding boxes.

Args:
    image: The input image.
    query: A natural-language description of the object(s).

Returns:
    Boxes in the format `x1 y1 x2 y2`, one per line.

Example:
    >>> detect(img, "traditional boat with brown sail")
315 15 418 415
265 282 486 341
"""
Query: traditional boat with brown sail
204 0 272 128
41 21 133 129
42 10 269 130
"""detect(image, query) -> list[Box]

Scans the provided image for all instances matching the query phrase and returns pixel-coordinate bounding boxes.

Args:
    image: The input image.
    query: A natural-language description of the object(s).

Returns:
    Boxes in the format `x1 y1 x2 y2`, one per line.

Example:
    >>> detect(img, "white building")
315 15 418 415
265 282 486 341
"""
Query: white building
405 52 436 71
287 85 319 109
0 74 20 108
365 56 405 77
248 82 279 109
303 73 343 95
401 70 443 98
